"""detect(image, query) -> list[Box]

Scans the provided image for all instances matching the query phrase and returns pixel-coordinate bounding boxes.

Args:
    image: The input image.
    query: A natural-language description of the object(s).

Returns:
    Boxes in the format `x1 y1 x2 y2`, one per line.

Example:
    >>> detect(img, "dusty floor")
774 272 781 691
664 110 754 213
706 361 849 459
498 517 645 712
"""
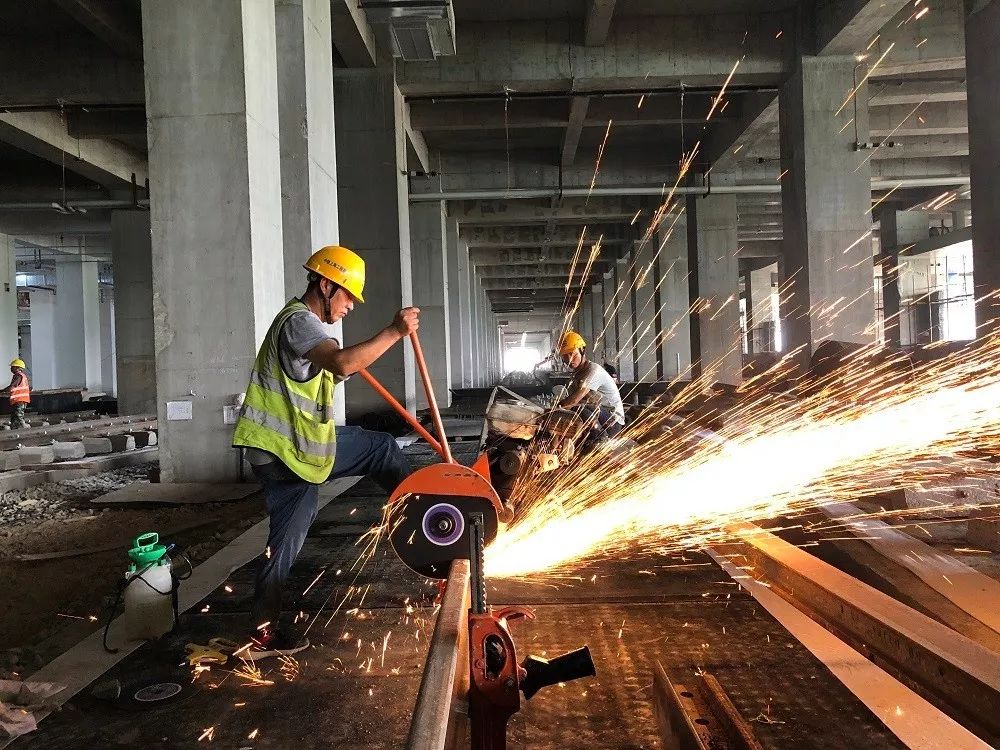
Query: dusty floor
0 468 266 676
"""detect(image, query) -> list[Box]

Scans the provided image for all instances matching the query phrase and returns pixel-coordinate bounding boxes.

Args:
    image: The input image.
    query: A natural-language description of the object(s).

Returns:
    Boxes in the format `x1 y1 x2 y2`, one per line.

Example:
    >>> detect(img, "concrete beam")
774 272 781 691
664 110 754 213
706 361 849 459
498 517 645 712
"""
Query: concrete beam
481 262 610 278
398 15 794 96
329 0 376 67
482 276 600 290
561 96 590 169
450 195 645 226
869 80 967 107
870 101 967 137
401 102 430 173
470 246 621 265
740 133 969 161
814 0 911 55
738 239 783 258
66 109 146 138
868 0 967 79
462 224 625 247
584 0 617 46
709 98 779 172
0 111 147 188
53 0 143 58
0 38 143 107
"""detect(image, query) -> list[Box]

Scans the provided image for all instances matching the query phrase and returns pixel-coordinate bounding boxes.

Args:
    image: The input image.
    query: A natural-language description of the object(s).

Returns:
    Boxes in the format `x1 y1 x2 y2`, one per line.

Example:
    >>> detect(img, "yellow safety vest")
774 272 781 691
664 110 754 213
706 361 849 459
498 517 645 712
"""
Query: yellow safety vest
232 300 337 483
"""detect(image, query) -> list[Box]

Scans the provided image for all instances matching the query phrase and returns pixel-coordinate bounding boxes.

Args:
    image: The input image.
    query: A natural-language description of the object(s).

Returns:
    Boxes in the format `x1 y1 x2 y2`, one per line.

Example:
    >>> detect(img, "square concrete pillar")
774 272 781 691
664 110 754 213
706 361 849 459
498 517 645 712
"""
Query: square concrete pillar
276 0 344 423
410 201 451 408
614 255 636 382
457 238 473 387
27 290 56 390
779 55 875 367
112 211 155 414
748 261 779 353
142 0 285 481
0 236 16 366
446 218 467 391
99 285 116 395
578 291 593 343
879 209 929 346
632 240 658 382
601 270 619 365
687 195 741 385
966 0 1000 329
656 213 691 378
335 65 415 417
468 264 480 386
55 261 102 389
590 283 603 352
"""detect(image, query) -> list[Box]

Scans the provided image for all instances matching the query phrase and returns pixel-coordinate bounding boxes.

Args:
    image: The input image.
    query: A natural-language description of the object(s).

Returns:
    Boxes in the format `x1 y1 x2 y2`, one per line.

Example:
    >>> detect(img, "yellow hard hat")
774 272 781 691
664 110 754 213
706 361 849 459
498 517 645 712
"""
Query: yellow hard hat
558 331 586 355
10 358 24 369
303 245 365 303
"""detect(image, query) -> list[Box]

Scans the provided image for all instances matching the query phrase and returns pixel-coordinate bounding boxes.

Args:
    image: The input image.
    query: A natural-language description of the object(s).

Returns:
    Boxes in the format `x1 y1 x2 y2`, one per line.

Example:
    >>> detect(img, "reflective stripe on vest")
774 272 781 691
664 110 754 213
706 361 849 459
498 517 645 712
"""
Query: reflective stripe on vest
232 300 336 483
10 373 29 405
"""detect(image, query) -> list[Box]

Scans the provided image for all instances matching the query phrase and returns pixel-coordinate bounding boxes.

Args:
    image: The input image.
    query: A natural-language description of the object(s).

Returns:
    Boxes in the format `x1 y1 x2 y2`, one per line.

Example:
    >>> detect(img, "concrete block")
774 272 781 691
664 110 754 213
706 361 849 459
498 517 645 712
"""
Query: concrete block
968 508 1000 553
108 434 136 452
53 441 87 461
0 450 20 471
19 445 54 464
129 431 157 448
83 437 114 455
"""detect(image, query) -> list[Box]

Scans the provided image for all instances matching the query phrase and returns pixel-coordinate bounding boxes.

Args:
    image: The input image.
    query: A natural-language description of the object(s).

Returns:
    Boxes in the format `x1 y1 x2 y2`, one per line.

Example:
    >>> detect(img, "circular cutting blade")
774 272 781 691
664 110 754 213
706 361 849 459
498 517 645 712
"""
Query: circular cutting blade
388 463 501 578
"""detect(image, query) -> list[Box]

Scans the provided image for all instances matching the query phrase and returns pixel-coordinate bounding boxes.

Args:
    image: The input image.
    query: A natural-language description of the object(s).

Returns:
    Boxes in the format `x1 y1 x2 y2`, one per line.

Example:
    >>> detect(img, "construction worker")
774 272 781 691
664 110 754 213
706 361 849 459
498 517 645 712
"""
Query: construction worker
233 245 418 659
2 359 30 429
556 331 625 444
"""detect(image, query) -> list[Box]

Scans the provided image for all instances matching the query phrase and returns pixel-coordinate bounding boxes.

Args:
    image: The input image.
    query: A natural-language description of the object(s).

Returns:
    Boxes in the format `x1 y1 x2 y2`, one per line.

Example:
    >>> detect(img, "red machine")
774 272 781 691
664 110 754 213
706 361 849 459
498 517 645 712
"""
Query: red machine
360 333 595 750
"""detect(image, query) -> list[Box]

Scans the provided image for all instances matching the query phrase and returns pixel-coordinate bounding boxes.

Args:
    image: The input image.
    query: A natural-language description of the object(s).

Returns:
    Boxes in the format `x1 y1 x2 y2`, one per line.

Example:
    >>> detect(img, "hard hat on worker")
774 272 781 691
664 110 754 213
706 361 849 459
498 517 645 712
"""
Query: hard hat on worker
558 331 586 355
303 245 366 303
10 358 25 369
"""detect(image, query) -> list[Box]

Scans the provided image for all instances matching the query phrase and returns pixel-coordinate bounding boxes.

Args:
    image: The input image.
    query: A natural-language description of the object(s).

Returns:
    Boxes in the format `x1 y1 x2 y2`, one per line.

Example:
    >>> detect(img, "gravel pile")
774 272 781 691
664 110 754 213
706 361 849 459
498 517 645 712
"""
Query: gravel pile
0 467 150 526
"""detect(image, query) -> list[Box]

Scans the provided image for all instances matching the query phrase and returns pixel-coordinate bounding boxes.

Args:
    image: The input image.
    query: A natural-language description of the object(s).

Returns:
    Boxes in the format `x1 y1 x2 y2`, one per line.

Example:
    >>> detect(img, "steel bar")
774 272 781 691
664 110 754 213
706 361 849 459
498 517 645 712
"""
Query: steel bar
728 523 1000 744
356 368 447 460
405 560 471 750
409 332 454 464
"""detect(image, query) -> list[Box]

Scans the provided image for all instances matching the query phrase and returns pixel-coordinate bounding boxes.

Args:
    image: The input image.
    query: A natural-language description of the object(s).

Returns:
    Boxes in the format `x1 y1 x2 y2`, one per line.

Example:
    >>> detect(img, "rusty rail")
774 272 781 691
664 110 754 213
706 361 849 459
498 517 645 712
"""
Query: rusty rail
405 560 471 750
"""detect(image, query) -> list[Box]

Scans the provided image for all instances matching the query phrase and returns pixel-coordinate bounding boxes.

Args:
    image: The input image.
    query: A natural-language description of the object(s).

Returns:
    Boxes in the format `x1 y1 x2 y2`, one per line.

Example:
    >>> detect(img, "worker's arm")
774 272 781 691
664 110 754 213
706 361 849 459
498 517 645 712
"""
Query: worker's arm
559 383 591 408
305 307 419 379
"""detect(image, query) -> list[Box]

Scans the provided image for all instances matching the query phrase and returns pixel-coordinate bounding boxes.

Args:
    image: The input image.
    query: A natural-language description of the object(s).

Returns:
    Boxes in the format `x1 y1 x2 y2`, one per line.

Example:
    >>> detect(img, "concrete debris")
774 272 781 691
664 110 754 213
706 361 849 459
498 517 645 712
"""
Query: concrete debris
0 467 149 526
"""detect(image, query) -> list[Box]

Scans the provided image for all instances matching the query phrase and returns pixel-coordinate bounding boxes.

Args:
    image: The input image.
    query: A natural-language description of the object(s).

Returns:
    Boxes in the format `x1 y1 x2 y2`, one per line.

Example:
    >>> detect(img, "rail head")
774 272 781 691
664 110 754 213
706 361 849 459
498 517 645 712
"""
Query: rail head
406 559 471 750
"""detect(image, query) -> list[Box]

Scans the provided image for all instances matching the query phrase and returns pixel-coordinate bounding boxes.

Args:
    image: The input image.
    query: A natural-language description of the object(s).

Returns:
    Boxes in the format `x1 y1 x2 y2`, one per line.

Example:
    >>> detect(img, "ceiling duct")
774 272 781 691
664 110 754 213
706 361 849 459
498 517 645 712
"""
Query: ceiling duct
360 0 456 61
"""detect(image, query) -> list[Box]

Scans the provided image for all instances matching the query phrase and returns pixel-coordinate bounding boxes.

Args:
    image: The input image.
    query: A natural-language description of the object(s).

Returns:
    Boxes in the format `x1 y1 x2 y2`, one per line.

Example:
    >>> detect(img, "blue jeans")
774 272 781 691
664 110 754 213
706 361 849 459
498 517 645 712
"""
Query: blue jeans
250 426 413 628
575 404 624 446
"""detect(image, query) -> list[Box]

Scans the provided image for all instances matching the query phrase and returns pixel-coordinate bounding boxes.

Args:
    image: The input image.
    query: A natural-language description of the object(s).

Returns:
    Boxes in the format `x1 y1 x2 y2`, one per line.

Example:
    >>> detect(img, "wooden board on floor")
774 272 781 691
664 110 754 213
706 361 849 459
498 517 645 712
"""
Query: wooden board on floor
90 481 259 505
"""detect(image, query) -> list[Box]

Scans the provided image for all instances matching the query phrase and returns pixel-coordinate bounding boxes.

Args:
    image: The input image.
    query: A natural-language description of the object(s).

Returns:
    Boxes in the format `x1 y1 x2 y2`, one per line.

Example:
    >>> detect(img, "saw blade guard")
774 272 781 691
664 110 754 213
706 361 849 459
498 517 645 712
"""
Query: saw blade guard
388 463 502 579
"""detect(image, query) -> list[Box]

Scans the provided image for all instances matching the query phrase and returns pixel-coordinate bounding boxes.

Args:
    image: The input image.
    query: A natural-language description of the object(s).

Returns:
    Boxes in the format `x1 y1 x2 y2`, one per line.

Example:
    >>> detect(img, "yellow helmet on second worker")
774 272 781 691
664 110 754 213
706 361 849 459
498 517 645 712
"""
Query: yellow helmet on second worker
304 245 366 303
558 331 586 355
10 358 25 369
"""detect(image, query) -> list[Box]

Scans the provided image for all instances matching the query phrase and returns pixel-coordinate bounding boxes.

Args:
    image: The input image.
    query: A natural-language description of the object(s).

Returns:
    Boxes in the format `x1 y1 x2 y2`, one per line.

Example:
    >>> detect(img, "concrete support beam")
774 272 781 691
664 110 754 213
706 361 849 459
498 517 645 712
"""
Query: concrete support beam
66 109 146 138
111 210 155 414
481 277 599 290
656 213 691 378
814 0 910 56
335 66 415 416
579 292 593 346
870 102 968 137
143 0 285 481
450 195 645 226
631 240 657 382
0 237 16 370
613 255 636 382
481 262 610 279
329 0 377 67
469 246 620 266
869 81 967 107
276 0 344 423
601 271 619 366
398 15 793 96
584 0 617 45
867 0 967 79
55 260 102 389
966 0 1000 329
590 283 604 353
410 202 451 408
462 224 622 248
457 236 473 387
779 56 875 366
561 96 590 169
27 290 57 390
53 0 143 58
879 209 929 346
99 284 115 395
468 265 480 386
687 195 741 385
0 111 147 189
446 219 466 392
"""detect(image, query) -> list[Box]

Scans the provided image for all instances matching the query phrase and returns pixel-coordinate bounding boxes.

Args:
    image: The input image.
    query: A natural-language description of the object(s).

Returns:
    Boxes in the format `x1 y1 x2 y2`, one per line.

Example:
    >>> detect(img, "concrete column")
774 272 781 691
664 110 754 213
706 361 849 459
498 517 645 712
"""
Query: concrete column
111 210 156 414
879 209 929 347
579 292 593 343
601 270 619 366
143 0 285 481
779 55 875 366
749 262 779 352
335 65 414 416
590 283 603 352
0 236 17 365
614 255 636 382
276 0 344 423
631 240 658 381
457 238 473 387
967 0 1000 329
55 261 102 389
446 219 466 391
468 266 480 386
27 290 56 390
656 215 691 378
99 285 116 395
410 201 451 408
686 195 741 385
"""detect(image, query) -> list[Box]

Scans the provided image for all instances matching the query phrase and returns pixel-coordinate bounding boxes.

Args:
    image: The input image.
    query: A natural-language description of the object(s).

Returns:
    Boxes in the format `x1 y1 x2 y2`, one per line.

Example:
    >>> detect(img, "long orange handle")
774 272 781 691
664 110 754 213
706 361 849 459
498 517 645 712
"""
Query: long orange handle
356 368 448 460
409 332 454 464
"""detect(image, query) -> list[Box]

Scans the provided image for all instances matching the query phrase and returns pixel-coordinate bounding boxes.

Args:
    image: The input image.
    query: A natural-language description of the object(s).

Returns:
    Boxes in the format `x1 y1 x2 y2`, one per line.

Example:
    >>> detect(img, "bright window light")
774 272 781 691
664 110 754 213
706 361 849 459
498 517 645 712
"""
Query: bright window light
505 347 539 374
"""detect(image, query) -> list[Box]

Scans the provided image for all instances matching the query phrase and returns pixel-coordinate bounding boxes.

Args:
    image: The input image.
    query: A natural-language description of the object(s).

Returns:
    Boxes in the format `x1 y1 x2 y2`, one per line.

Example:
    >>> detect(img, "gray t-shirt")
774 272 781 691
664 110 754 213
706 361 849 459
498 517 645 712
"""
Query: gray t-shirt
570 360 626 425
246 304 339 465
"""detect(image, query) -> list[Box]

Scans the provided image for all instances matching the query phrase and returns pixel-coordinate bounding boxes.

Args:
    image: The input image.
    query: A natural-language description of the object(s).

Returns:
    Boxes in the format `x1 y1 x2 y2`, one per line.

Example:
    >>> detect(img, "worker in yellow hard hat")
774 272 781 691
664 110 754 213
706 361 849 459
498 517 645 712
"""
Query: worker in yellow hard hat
556 330 625 443
233 244 419 659
1 358 30 429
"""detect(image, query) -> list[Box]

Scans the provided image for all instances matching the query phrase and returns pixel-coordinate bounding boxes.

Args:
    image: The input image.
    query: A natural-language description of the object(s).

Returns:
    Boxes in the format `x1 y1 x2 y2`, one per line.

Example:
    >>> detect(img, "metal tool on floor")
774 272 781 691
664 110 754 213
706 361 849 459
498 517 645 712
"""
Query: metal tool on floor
361 332 596 750
184 637 240 666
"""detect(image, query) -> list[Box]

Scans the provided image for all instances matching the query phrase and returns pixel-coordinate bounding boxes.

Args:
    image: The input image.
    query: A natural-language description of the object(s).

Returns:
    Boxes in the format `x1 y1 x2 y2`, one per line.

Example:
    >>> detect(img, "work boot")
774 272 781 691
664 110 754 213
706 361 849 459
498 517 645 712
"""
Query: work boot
245 627 309 661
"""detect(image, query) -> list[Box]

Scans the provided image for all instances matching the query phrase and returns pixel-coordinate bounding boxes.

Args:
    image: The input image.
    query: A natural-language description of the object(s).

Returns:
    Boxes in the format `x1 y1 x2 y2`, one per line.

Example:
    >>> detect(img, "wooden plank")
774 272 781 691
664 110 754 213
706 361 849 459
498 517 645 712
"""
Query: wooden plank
820 500 1000 637
406 560 470 750
727 524 1000 743
707 548 991 750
